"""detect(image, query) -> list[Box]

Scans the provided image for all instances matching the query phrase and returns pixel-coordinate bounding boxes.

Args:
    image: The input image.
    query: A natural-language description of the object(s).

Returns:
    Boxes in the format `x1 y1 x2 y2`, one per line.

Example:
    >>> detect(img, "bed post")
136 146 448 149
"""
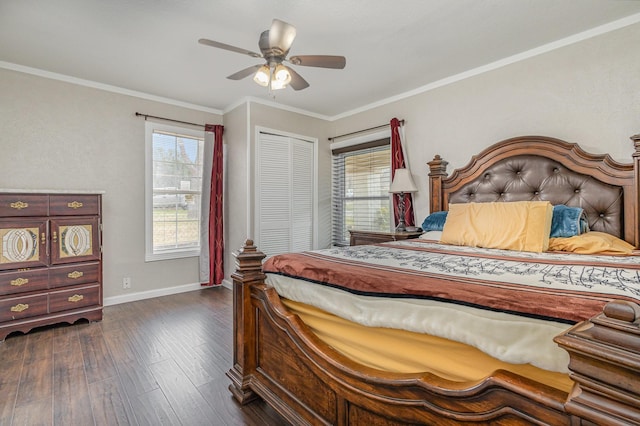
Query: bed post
631 133 640 248
428 154 448 212
227 239 266 405
554 300 640 425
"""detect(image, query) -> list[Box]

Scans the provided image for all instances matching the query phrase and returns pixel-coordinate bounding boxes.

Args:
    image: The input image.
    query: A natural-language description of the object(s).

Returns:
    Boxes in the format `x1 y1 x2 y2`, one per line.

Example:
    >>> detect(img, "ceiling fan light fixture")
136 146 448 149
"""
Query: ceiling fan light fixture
273 64 291 84
253 65 270 87
270 78 288 90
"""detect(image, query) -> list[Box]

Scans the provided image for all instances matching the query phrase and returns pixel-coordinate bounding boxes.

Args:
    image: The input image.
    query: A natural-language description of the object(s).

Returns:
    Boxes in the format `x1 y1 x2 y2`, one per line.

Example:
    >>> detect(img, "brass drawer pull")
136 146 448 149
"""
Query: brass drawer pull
41 232 46 245
67 201 83 209
67 271 84 279
11 303 29 312
68 294 84 303
10 201 29 210
52 231 58 243
10 278 29 286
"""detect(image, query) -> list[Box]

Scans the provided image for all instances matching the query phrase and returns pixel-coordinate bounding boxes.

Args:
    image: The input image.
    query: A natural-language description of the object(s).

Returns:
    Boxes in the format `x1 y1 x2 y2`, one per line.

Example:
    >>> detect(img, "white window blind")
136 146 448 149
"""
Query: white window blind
332 140 391 246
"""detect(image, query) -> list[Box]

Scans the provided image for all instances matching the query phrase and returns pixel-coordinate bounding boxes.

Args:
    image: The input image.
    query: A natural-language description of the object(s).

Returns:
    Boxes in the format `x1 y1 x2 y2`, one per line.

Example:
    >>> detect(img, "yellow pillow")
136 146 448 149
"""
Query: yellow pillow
440 201 554 253
548 231 635 255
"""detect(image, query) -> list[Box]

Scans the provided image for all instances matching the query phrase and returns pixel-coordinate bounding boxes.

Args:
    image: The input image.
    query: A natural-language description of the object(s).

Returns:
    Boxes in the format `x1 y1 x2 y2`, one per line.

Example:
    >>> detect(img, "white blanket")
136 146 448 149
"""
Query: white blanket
266 273 571 373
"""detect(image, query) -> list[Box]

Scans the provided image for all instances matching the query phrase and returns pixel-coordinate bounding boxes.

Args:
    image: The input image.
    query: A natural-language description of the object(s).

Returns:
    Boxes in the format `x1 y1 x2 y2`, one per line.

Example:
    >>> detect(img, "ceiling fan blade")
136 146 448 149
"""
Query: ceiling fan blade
227 65 262 80
288 55 346 69
287 67 310 91
269 19 297 55
198 38 262 58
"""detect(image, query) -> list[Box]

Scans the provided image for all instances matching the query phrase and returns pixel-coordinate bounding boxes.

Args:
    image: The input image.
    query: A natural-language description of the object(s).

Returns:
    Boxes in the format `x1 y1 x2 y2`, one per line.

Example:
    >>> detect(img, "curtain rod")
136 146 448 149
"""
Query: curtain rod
328 119 405 141
135 112 205 128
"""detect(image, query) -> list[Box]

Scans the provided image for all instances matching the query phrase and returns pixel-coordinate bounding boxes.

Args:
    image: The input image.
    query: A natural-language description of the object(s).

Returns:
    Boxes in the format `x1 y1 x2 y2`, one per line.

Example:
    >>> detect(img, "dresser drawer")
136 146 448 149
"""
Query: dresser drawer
0 294 48 322
49 195 100 216
49 285 100 313
0 194 48 217
49 262 100 289
0 268 49 296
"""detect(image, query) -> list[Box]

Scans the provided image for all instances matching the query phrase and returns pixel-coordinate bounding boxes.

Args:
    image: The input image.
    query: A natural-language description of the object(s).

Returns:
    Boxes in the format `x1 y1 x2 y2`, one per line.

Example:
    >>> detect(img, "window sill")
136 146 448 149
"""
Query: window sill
145 249 200 262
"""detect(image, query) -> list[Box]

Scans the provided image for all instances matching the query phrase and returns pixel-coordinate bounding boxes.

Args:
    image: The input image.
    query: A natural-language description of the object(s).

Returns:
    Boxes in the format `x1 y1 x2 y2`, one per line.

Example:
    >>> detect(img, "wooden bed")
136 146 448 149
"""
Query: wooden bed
228 135 640 425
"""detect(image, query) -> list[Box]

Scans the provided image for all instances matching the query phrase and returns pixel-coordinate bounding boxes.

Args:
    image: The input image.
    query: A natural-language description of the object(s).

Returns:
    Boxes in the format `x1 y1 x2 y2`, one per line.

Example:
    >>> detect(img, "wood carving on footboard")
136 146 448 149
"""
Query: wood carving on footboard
228 240 571 425
228 240 640 425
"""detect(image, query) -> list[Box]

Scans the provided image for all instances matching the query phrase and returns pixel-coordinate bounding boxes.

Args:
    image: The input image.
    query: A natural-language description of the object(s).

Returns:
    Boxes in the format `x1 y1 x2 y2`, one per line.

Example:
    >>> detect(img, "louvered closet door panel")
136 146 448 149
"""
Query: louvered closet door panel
291 139 314 252
257 133 315 256
258 135 292 256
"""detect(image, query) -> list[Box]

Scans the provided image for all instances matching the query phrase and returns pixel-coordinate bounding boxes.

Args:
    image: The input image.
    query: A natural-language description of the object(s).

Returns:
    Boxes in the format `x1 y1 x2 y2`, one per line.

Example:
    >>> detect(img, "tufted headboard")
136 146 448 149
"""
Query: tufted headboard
428 135 640 246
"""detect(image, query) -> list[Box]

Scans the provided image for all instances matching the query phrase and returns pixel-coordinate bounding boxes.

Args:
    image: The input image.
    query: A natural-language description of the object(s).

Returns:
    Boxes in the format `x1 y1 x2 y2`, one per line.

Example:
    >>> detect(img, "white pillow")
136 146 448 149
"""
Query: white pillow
419 231 442 241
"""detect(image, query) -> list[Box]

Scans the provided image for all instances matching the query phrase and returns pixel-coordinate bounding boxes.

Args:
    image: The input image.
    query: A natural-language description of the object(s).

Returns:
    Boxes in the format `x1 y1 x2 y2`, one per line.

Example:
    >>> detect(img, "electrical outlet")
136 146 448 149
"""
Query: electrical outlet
123 277 131 289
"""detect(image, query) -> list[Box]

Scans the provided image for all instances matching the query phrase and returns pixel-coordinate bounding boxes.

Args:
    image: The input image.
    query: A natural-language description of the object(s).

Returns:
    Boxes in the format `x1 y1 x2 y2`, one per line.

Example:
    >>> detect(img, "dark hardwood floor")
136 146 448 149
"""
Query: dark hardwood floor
0 287 289 426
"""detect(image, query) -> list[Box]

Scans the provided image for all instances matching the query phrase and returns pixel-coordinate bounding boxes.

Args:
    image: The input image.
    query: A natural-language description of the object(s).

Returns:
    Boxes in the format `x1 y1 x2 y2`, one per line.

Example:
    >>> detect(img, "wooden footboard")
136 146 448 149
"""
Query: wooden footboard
226 241 638 425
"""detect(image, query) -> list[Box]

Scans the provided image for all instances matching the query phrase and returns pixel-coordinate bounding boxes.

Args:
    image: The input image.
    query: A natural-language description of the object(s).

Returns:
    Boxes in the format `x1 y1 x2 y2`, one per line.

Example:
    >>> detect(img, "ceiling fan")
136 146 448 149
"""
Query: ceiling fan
198 19 346 91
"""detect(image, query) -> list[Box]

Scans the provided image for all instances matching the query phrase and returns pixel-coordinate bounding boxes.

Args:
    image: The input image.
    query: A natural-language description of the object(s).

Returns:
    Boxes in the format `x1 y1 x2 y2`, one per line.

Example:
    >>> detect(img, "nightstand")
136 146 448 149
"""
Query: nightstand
348 229 423 246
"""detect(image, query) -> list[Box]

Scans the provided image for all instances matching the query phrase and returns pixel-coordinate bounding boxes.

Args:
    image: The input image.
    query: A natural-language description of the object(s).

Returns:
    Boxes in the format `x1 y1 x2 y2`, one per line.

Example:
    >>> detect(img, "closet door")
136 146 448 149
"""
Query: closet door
257 133 314 256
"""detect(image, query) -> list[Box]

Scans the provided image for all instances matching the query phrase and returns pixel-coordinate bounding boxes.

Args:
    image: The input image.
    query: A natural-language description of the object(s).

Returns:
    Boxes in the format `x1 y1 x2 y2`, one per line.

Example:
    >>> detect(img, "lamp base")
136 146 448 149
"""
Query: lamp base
395 222 407 232
395 191 407 232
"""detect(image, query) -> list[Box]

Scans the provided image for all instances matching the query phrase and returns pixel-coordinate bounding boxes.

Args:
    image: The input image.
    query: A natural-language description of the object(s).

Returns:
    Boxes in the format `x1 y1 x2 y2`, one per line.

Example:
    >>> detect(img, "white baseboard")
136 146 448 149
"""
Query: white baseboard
221 278 232 290
104 282 206 306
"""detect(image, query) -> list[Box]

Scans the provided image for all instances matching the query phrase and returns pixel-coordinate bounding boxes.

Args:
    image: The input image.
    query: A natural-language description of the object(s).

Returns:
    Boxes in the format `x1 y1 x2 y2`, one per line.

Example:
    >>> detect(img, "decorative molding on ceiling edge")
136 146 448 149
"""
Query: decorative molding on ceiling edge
223 96 331 121
330 11 640 121
2 12 639 123
0 61 224 115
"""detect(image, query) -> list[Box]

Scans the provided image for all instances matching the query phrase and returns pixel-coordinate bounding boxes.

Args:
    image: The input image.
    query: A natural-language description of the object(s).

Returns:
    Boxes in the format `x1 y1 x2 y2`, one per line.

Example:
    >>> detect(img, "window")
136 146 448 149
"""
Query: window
332 139 391 246
145 122 204 261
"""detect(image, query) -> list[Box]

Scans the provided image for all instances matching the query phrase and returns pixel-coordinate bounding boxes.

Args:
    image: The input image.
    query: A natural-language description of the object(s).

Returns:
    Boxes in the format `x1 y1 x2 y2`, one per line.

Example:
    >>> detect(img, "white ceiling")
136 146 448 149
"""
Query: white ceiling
2 0 640 118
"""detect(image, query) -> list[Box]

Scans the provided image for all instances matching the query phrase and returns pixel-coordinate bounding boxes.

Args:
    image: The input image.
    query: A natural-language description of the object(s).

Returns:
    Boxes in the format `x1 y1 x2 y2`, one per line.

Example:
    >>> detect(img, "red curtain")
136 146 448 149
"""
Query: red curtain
203 124 224 286
390 117 415 227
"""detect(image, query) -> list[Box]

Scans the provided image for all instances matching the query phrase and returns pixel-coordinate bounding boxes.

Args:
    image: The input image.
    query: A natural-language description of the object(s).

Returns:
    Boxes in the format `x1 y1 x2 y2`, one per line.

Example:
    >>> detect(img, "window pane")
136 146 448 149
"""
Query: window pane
150 129 205 256
332 143 391 246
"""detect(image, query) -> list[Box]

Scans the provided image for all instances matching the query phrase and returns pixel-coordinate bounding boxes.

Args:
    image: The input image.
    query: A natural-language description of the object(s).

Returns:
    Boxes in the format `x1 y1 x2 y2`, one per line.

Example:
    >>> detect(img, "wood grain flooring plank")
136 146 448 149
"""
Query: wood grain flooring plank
53 349 87 400
129 388 180 426
113 360 158 398
22 329 53 364
154 335 219 388
15 345 53 405
149 358 224 425
53 390 94 426
197 375 290 426
77 323 118 384
0 333 27 362
52 324 81 354
0 357 23 389
88 376 137 426
11 398 52 426
0 385 18 426
117 319 172 366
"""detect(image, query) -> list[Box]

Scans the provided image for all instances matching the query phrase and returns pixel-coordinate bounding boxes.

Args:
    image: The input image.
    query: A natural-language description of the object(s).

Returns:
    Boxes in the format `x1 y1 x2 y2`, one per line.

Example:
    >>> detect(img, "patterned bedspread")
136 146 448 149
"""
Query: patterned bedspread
264 239 640 324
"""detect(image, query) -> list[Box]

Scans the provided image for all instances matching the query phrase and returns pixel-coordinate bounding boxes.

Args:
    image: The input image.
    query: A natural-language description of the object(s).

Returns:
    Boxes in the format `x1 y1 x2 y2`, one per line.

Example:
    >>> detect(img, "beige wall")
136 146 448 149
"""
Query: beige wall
330 22 640 224
0 68 222 301
222 102 248 282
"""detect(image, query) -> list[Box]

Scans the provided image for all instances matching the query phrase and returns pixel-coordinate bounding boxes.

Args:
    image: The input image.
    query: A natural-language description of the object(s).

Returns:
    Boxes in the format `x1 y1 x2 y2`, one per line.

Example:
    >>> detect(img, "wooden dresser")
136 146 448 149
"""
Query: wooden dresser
0 191 103 341
349 229 423 246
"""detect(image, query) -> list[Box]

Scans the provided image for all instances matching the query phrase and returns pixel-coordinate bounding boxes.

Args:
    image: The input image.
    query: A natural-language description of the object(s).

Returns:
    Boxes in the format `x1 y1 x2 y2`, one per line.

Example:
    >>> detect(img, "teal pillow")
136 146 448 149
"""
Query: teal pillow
421 211 448 231
550 205 589 238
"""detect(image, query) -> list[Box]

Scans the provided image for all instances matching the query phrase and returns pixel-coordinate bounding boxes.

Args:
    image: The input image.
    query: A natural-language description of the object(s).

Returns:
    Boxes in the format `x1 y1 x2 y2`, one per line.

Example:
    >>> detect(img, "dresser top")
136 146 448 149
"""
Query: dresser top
0 189 106 194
